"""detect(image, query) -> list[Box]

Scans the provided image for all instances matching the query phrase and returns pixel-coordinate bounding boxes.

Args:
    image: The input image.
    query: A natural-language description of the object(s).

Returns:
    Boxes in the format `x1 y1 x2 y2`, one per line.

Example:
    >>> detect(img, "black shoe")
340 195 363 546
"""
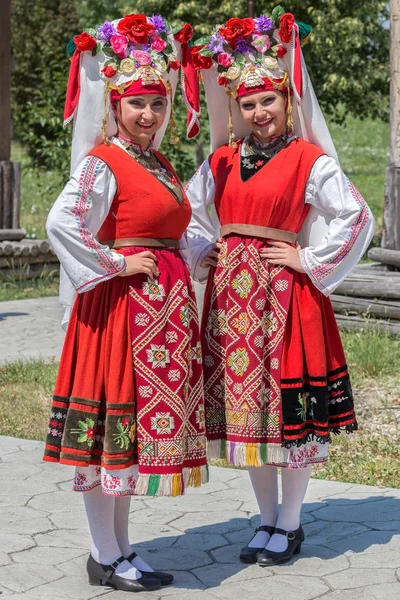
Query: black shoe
257 525 305 566
239 525 275 564
87 554 161 592
126 551 174 586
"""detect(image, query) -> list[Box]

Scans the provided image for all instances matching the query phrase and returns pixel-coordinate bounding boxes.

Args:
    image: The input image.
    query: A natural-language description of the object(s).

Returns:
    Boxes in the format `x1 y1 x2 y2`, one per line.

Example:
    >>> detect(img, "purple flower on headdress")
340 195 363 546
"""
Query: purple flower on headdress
254 15 274 33
97 20 117 43
235 39 252 54
149 14 166 33
208 32 225 54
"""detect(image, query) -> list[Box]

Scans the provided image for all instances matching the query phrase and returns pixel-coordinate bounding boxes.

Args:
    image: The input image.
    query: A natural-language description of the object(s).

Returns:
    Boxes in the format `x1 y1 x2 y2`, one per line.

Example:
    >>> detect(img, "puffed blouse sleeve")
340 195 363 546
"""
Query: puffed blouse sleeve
299 154 375 296
46 155 126 294
181 158 220 283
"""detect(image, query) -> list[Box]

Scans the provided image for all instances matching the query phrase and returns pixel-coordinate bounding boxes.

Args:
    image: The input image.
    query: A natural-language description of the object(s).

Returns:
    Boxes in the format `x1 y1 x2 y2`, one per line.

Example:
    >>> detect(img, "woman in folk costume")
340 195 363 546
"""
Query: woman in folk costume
42 14 206 592
184 8 374 566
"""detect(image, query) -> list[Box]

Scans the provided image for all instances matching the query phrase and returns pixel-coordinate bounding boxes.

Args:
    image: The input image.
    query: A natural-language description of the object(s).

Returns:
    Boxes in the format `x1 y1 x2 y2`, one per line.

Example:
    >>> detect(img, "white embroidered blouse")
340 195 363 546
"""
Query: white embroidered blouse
183 140 375 296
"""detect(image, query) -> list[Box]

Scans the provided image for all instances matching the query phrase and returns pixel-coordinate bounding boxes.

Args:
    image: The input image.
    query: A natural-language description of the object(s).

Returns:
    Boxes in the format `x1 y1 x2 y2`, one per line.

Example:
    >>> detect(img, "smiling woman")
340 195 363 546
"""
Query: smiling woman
238 90 287 142
40 12 208 593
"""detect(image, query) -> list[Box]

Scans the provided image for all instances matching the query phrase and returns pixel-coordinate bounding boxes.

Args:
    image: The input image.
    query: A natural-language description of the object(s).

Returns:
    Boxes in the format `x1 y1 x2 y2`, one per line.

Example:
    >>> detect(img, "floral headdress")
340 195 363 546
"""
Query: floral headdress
191 6 312 146
64 14 199 146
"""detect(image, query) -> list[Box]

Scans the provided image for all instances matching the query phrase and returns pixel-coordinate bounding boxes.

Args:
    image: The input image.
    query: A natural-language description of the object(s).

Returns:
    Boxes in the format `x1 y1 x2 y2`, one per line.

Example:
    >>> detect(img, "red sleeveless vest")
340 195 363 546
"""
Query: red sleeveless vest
89 144 192 242
209 138 324 233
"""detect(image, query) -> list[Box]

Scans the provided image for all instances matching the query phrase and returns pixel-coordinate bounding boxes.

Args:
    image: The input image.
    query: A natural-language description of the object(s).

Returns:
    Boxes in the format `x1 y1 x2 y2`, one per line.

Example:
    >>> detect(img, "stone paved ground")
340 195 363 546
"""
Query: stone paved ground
1 436 400 600
0 297 64 364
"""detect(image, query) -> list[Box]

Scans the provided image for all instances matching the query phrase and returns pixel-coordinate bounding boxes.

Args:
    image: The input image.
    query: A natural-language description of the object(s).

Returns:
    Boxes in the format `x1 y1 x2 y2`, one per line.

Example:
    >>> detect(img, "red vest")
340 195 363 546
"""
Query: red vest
209 138 324 233
89 144 192 242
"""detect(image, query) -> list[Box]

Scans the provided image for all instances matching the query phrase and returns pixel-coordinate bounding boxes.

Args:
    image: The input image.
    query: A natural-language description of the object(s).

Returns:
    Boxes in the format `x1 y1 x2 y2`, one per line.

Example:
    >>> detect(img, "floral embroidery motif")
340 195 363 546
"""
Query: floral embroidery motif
271 358 279 370
232 269 254 299
74 472 88 486
213 381 225 399
168 369 181 382
142 279 166 301
191 342 202 364
296 393 308 420
139 385 153 397
233 383 243 394
113 417 135 450
135 313 150 326
165 331 178 343
257 385 272 405
211 309 228 335
231 312 249 335
204 355 215 367
103 473 122 490
262 310 278 337
150 412 175 434
288 444 320 465
71 418 96 449
227 348 250 376
275 279 289 292
127 475 136 490
146 344 170 368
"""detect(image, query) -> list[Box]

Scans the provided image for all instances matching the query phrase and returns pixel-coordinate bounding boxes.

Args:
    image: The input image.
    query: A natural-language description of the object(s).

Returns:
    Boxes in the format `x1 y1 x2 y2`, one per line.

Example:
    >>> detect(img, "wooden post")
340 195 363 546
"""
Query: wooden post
383 0 400 251
0 0 25 241
248 0 254 19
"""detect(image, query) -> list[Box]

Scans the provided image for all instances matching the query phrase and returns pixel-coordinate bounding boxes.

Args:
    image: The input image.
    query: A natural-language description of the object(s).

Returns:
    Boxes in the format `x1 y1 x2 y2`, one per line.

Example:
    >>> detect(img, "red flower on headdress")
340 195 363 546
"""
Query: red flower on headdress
219 18 255 49
117 14 155 44
174 23 193 44
101 65 118 78
276 45 287 58
169 59 180 71
191 46 212 70
279 13 295 43
218 75 229 86
73 32 97 52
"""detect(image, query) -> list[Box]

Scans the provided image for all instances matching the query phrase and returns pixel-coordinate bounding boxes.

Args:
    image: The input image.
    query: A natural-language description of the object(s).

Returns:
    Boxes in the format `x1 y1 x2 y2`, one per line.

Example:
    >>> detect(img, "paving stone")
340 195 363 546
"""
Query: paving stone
192 562 273 587
49 509 90 530
148 493 242 513
105 590 216 600
0 563 63 593
125 524 180 548
128 548 213 571
11 546 87 565
0 478 58 495
268 545 349 576
324 567 396 589
0 444 21 456
151 570 207 597
28 490 84 513
0 505 53 535
362 520 400 531
305 479 354 498
0 493 32 507
210 486 258 503
350 549 400 569
170 510 250 535
35 528 91 550
211 543 246 564
171 532 228 551
0 461 43 480
303 520 371 545
0 551 11 567
325 530 400 555
315 497 400 523
210 574 329 599
319 584 400 600
210 466 246 483
0 532 36 553
186 479 229 494
13 577 109 599
129 508 184 526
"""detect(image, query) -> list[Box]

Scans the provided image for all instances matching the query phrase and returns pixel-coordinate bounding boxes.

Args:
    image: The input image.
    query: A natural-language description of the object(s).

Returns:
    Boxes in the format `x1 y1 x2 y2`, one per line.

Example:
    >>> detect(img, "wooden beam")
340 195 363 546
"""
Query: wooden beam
331 294 400 320
0 0 11 162
336 314 400 336
368 247 400 268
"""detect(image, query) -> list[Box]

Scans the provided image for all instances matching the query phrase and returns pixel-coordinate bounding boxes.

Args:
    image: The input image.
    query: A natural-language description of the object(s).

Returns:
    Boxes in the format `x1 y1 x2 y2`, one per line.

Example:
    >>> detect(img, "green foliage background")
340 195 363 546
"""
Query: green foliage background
11 0 389 180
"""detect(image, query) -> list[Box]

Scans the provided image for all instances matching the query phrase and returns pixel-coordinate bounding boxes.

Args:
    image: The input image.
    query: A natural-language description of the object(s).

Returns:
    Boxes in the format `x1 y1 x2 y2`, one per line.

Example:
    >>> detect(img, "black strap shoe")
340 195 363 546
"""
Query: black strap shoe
87 554 161 591
126 551 174 586
257 525 305 566
239 525 275 564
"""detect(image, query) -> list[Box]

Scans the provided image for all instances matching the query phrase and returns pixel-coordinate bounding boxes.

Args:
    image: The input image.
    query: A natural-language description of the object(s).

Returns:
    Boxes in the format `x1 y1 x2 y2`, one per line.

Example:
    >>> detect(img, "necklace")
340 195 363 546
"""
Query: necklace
243 132 290 159
117 137 184 206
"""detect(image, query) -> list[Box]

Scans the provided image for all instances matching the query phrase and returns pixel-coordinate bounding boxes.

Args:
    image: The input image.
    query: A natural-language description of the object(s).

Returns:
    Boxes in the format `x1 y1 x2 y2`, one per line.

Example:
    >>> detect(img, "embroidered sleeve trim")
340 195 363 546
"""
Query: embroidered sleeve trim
72 156 123 276
307 178 370 283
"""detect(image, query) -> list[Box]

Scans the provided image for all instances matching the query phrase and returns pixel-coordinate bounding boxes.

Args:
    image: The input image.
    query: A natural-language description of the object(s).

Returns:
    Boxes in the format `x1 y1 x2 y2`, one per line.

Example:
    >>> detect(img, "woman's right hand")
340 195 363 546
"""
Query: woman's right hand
118 251 159 278
200 240 224 268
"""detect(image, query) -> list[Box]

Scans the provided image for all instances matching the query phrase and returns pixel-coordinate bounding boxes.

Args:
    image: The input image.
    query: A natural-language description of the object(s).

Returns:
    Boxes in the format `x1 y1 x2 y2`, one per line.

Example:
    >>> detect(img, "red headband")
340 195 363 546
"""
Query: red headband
110 78 167 104
237 77 288 98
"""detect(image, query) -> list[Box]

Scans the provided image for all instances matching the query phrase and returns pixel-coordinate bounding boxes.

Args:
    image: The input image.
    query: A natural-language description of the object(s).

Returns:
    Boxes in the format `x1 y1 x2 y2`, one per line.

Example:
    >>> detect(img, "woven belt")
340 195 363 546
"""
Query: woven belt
220 224 297 244
101 237 180 249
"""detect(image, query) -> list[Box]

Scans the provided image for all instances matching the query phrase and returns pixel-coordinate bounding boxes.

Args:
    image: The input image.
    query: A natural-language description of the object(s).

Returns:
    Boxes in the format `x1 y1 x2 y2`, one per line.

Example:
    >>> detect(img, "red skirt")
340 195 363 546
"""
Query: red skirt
202 235 356 467
43 247 208 496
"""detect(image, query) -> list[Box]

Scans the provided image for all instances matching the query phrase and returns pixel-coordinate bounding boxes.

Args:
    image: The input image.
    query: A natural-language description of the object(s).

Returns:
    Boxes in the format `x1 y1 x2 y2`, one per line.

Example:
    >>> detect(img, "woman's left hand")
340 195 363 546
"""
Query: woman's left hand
259 241 305 273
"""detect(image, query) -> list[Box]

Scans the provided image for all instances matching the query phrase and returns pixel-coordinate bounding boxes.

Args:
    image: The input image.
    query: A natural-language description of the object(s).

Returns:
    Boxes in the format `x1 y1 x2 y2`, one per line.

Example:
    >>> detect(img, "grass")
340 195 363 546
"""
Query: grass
0 329 399 487
0 360 58 441
0 263 59 301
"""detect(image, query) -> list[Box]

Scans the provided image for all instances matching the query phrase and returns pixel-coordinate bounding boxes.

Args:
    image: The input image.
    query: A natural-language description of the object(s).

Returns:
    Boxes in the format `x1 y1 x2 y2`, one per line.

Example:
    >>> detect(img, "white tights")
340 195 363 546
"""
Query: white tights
83 486 154 579
247 465 312 552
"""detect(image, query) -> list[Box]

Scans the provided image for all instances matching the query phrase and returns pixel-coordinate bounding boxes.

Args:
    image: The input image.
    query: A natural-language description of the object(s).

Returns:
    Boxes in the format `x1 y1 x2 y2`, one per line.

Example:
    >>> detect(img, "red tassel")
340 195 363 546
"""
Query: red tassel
181 43 200 139
63 49 81 126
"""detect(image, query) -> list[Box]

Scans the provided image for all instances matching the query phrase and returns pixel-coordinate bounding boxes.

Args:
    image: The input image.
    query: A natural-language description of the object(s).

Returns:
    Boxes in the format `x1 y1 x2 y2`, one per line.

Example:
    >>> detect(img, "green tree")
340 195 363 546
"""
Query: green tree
132 0 389 122
11 0 81 175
